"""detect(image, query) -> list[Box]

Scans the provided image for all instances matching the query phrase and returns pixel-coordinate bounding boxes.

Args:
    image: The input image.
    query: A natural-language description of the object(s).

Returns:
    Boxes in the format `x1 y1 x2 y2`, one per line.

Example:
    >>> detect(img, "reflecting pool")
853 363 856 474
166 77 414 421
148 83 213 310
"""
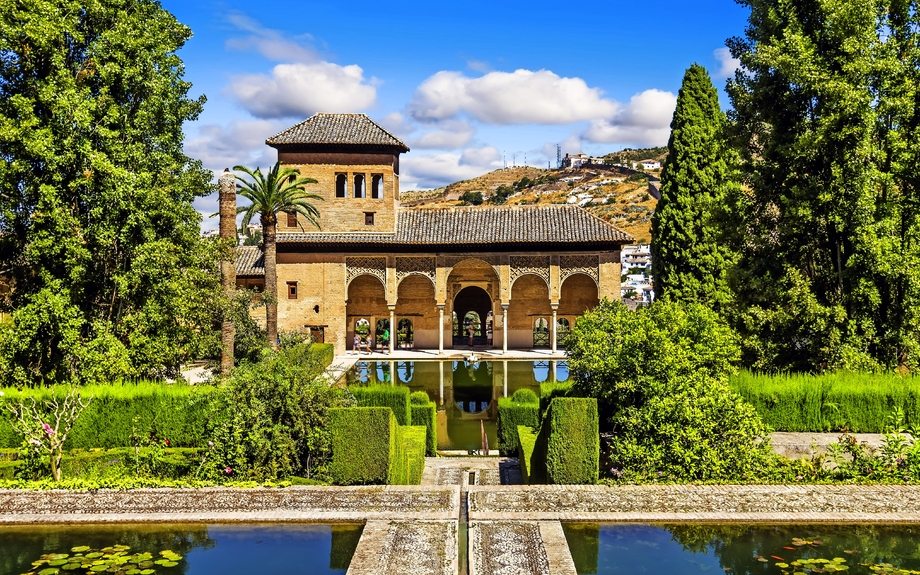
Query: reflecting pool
347 360 569 451
562 523 920 575
0 523 363 575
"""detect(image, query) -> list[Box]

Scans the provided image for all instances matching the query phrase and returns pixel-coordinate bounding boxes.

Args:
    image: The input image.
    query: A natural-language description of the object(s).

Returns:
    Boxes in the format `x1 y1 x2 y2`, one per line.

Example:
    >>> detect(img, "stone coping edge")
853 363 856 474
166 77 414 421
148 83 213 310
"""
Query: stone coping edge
0 514 456 525
469 513 920 523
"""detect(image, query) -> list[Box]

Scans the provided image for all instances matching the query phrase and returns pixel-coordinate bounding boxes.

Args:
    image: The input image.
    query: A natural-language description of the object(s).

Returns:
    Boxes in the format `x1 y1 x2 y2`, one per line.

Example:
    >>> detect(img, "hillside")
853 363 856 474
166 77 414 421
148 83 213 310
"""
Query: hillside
399 164 658 243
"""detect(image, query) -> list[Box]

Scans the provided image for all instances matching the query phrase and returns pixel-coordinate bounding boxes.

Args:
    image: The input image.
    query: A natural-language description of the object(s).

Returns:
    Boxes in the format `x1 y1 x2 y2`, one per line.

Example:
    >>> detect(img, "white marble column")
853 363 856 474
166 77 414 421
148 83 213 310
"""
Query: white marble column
551 307 558 353
502 304 509 354
388 306 396 354
437 304 445 355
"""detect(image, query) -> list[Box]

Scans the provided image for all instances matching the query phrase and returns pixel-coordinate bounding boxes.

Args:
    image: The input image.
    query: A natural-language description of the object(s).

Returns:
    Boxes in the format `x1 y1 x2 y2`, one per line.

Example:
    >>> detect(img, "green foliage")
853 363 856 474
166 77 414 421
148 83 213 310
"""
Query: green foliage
651 63 736 310
567 298 740 423
393 425 426 486
542 398 599 485
726 0 920 372
228 289 267 364
410 397 437 456
234 161 322 346
0 0 223 385
351 385 411 425
0 383 215 449
310 344 335 368
328 407 394 485
540 381 572 416
497 392 539 455
490 185 514 204
459 191 484 205
730 371 920 432
517 425 538 485
0 447 202 481
205 344 352 482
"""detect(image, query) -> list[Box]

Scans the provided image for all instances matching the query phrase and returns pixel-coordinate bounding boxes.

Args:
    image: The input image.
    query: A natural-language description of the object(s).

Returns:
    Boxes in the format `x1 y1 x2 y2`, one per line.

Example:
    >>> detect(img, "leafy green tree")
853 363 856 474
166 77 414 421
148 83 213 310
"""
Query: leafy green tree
234 162 322 347
0 0 221 385
726 0 920 372
459 191 483 206
651 64 736 310
567 299 774 481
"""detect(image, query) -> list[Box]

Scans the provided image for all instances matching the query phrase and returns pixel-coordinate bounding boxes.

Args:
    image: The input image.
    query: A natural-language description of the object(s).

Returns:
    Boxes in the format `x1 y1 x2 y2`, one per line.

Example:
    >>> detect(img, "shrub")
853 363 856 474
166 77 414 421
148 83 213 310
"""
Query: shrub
730 370 920 432
310 343 335 369
540 381 572 416
497 392 539 455
517 425 538 484
0 447 202 481
396 425 427 485
351 385 411 425
0 383 216 449
543 398 599 484
328 407 394 485
410 396 438 456
206 345 352 482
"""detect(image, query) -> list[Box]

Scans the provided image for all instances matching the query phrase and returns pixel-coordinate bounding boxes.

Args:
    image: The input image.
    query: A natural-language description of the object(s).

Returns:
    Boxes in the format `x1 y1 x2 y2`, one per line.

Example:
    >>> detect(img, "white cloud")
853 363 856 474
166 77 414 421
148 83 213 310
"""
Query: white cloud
466 59 491 73
401 146 501 189
411 120 475 149
227 62 377 119
714 47 741 77
408 69 618 125
225 13 318 64
184 119 283 174
582 89 676 146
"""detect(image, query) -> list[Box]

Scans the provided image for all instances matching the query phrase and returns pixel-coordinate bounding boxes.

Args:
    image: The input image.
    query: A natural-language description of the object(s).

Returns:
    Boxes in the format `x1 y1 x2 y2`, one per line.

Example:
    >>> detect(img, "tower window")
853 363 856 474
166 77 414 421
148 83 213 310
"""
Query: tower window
287 281 298 299
286 212 297 227
335 173 347 198
354 174 366 198
364 212 375 226
371 174 383 199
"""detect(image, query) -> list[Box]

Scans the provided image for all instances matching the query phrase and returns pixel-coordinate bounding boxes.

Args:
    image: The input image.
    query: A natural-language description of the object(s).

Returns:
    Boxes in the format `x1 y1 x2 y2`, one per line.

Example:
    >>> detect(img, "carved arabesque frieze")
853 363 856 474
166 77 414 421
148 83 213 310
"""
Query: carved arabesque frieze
560 254 599 284
346 256 387 286
510 256 550 286
396 257 436 284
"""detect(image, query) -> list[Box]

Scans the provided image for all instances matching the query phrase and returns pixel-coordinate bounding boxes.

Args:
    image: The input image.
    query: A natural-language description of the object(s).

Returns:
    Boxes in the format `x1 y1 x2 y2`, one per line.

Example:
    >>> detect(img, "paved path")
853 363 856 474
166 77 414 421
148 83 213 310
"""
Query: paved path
422 457 523 487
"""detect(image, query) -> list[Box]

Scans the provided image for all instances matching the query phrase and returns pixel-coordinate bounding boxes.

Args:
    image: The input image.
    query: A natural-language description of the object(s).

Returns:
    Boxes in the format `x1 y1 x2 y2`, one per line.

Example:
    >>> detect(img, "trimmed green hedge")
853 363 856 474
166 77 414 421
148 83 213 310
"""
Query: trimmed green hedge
328 407 394 485
350 385 411 425
410 398 438 457
497 391 540 455
543 397 599 484
540 381 572 416
0 447 202 480
730 371 920 432
311 343 335 369
517 425 538 485
0 383 215 449
394 425 426 485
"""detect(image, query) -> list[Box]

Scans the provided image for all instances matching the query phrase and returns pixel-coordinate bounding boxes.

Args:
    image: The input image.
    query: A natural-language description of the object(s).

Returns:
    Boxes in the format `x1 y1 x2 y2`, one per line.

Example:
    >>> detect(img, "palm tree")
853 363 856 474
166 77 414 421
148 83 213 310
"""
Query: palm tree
234 162 322 347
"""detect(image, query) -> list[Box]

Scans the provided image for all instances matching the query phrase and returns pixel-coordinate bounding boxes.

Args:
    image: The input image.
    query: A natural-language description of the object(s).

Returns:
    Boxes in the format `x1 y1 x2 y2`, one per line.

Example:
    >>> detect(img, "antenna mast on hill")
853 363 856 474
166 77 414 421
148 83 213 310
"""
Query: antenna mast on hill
556 144 562 169
503 151 506 170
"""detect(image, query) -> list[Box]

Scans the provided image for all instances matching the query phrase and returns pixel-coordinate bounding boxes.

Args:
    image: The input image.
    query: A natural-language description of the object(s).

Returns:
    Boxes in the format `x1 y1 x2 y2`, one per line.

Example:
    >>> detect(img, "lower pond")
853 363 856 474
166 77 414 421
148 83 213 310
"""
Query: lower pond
347 359 569 451
562 523 920 575
0 523 363 575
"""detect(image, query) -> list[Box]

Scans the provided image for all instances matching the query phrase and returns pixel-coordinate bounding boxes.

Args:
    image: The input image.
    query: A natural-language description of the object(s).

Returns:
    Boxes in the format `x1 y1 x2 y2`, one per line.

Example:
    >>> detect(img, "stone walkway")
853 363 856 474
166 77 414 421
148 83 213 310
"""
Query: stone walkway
5 473 920 575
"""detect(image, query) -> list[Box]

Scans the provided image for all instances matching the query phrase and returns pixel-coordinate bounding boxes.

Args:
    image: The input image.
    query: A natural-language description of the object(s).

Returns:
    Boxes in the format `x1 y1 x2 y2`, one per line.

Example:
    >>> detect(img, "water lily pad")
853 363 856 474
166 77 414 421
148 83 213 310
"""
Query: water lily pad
85 553 103 559
37 569 59 575
140 570 155 575
70 547 90 553
47 560 68 566
161 561 178 568
777 563 789 568
61 564 81 571
89 566 108 572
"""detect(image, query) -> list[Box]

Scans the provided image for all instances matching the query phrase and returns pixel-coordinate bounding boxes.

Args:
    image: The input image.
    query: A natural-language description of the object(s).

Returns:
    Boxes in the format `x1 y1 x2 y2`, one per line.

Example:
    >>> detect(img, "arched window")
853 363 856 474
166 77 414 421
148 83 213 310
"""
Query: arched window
397 318 414 349
371 174 383 199
335 174 347 198
354 174 366 198
556 317 571 347
375 318 390 348
533 317 549 347
354 318 370 342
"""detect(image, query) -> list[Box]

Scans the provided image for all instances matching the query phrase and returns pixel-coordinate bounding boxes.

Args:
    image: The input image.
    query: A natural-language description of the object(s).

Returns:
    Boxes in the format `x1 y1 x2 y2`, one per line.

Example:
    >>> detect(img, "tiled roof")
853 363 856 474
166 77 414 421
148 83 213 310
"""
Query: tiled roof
236 246 264 276
266 113 409 151
279 205 632 246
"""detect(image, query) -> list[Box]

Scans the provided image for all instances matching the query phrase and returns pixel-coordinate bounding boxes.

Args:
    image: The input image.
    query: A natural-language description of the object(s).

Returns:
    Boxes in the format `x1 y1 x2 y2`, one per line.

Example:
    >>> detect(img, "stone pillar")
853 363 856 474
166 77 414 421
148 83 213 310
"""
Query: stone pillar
551 305 558 354
438 304 445 355
218 169 236 376
502 304 509 354
388 306 396 354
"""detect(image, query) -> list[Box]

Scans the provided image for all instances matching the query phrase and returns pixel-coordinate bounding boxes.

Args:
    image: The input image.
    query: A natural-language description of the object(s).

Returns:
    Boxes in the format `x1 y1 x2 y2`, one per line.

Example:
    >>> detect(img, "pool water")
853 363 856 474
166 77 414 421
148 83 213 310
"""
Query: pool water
348 360 569 451
0 523 363 575
562 523 920 575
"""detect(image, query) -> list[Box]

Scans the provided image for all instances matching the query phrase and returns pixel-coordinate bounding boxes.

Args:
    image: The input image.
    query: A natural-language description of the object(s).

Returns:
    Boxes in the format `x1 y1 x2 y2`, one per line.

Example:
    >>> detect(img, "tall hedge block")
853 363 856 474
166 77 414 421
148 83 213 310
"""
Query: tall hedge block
410 401 438 456
497 396 539 455
540 381 573 417
544 397 599 485
310 343 335 369
328 407 395 485
351 385 411 425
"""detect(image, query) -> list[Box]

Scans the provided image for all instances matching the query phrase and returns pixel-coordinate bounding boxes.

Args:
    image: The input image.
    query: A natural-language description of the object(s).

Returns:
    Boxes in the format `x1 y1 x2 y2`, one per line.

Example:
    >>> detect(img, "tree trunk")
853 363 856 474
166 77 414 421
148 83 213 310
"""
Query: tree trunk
218 169 237 374
263 215 278 347
51 449 61 482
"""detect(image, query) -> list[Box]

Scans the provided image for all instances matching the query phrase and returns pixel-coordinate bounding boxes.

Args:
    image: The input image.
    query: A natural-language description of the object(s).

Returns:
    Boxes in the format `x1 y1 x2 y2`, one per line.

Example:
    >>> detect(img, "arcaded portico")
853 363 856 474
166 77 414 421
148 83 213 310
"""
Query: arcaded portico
236 113 632 355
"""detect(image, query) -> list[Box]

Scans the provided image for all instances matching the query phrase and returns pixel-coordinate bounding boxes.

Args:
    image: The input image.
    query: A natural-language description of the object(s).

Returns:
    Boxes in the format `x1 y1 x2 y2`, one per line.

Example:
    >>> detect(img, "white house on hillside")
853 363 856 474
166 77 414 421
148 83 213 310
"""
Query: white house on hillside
639 159 661 170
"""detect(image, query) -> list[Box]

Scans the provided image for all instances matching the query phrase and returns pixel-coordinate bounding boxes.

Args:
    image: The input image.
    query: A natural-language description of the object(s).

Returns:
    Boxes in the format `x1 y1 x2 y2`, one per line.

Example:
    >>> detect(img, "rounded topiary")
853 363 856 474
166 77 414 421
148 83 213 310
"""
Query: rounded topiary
511 388 539 404
410 391 432 405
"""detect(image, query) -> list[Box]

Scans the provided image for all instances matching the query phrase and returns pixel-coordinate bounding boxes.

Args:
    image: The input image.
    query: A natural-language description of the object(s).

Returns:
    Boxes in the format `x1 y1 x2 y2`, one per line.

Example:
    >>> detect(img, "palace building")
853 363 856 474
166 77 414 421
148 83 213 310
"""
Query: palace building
236 113 632 355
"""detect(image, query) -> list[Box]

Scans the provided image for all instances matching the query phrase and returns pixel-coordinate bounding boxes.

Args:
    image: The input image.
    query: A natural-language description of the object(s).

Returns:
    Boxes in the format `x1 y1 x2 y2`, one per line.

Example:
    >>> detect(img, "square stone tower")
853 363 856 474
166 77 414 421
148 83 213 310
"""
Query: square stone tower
266 113 410 233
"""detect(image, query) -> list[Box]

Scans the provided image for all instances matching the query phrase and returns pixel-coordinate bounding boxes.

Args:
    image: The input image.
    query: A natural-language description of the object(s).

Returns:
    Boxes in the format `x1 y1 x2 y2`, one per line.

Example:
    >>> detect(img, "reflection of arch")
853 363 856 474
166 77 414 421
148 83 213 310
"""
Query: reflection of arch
533 360 550 383
555 360 570 382
376 362 391 383
396 361 414 383
533 317 550 347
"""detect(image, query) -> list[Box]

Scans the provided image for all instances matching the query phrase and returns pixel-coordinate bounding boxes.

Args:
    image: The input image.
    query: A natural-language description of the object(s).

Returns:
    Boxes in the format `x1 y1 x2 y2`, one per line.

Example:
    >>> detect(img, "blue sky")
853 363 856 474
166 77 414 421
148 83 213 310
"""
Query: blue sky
167 0 750 227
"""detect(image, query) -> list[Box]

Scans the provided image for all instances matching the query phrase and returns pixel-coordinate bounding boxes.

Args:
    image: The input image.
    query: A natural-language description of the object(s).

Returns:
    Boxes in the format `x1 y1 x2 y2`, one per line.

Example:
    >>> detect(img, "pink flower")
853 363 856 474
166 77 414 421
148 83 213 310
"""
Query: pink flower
42 423 55 436
224 466 233 475
164 439 170 446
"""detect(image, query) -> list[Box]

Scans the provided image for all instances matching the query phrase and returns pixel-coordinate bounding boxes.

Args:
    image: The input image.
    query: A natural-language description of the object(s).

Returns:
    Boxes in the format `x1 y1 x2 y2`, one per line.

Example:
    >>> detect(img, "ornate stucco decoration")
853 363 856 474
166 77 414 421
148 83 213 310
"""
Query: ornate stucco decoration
510 255 550 287
396 256 436 286
560 254 600 285
346 256 387 286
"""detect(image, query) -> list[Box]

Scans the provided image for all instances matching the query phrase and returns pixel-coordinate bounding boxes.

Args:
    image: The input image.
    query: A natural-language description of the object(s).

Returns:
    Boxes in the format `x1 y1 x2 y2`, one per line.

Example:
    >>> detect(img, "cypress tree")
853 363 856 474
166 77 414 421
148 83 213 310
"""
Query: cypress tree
651 64 735 310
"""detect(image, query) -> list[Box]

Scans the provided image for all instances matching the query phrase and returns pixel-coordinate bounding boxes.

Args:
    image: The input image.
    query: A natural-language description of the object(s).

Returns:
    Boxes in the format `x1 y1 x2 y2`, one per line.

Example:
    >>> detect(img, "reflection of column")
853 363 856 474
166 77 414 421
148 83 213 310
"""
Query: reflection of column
550 360 557 383
502 304 509 354
503 360 508 397
388 306 395 354
437 304 445 354
439 361 444 405
551 306 558 353
389 361 395 386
